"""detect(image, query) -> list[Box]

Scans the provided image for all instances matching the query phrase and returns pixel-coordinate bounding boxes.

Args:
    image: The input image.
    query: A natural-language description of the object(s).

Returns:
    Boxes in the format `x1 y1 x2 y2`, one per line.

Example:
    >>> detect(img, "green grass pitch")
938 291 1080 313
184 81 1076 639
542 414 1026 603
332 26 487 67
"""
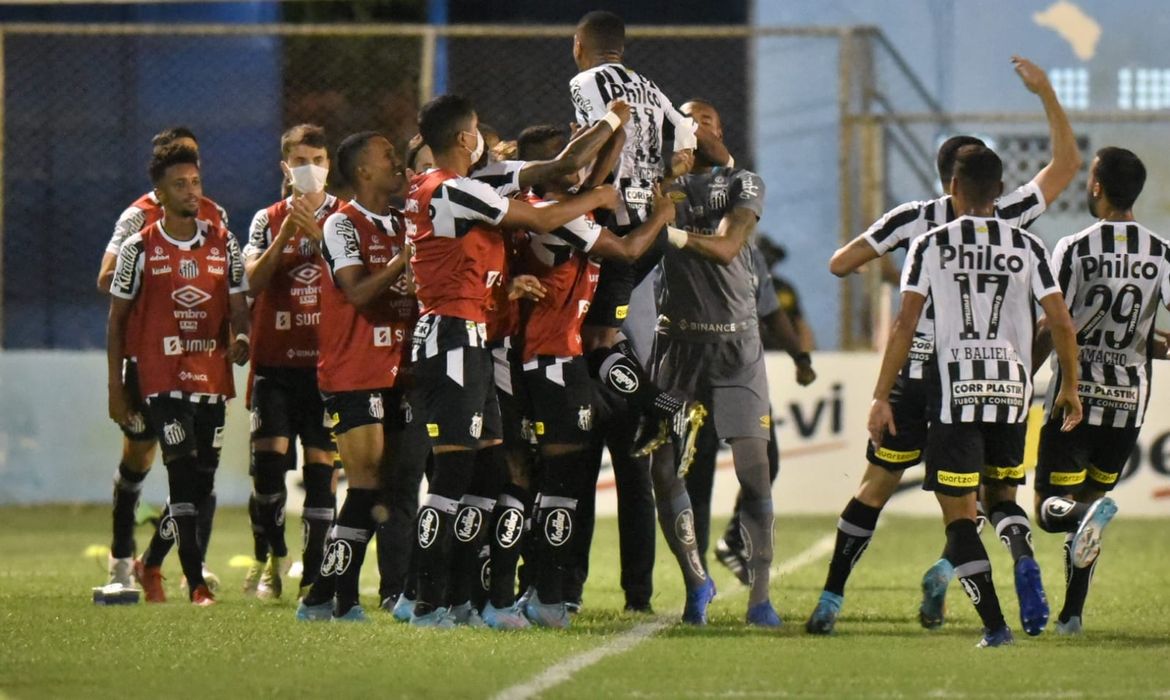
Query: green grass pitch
1 505 1167 698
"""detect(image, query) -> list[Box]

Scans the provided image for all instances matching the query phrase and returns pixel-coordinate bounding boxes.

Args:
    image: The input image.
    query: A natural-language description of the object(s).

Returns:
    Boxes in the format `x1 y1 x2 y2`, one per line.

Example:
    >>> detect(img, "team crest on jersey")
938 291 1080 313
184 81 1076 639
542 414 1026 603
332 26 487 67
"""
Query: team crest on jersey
298 237 315 258
171 285 212 309
544 508 573 547
368 394 384 419
708 181 729 211
250 407 262 433
178 258 199 280
162 419 186 446
320 540 352 576
675 509 696 546
495 508 524 549
577 406 593 432
417 507 440 549
469 412 484 439
455 505 484 542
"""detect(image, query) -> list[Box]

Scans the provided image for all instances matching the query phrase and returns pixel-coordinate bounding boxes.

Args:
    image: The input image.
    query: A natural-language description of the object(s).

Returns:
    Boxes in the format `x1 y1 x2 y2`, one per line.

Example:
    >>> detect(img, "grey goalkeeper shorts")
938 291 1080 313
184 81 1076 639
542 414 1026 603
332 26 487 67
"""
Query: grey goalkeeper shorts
651 332 771 440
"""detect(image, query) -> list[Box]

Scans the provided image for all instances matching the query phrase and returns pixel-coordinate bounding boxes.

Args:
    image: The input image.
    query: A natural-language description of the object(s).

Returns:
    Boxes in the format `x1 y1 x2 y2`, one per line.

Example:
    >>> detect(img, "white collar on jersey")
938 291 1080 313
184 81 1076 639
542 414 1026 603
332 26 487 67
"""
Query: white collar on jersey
155 219 208 250
285 192 337 218
348 198 396 231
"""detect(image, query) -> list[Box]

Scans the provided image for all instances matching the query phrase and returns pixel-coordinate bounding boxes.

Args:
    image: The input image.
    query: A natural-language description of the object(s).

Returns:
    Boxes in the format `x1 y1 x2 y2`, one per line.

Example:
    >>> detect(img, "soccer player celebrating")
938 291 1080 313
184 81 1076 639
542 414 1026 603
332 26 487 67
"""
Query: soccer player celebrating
294 132 414 622
403 94 619 627
660 100 813 624
106 143 250 606
868 144 1082 647
96 127 228 593
242 124 342 599
1032 147 1170 634
809 56 1081 635
569 10 710 474
487 124 676 628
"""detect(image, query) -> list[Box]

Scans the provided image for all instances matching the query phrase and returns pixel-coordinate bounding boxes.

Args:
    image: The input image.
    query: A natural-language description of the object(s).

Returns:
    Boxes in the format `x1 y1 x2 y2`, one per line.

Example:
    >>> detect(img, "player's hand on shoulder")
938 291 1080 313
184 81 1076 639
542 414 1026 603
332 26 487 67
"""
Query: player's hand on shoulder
1012 55 1051 95
867 398 895 449
606 99 631 125
507 274 546 302
670 150 695 178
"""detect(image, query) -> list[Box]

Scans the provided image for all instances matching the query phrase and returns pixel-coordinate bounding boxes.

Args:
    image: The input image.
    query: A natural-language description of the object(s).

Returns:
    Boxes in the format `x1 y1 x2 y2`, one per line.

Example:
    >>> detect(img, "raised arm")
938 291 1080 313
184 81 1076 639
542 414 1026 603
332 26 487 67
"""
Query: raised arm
1013 56 1082 207
500 185 620 234
518 101 631 189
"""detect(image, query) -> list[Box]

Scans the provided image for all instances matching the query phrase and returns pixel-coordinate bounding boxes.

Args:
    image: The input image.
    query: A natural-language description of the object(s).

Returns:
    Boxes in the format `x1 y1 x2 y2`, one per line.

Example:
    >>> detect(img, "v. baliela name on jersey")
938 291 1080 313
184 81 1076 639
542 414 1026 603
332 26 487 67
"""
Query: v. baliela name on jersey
947 346 1020 362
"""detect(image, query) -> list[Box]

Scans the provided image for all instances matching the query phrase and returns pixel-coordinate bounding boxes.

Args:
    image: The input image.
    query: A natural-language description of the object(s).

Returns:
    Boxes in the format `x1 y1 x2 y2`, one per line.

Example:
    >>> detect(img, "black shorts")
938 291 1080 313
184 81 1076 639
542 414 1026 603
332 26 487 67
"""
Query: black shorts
321 387 406 437
522 356 595 446
143 395 226 466
120 359 156 442
866 371 935 470
923 421 1026 496
1035 420 1139 495
251 366 334 451
413 346 502 448
492 346 536 450
583 259 635 328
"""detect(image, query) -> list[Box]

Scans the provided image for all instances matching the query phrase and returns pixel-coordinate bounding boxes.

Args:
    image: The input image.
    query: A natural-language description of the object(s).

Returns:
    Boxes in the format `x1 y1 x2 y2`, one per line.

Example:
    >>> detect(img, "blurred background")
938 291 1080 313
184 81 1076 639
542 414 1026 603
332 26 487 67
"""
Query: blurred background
4 0 1170 506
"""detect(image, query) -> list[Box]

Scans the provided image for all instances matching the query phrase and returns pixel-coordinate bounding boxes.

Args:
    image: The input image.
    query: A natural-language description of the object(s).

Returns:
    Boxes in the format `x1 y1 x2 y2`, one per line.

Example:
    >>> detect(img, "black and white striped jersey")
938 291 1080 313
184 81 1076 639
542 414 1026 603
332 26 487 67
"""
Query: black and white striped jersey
470 160 526 198
1045 221 1170 428
570 62 689 191
903 216 1059 424
862 182 1046 378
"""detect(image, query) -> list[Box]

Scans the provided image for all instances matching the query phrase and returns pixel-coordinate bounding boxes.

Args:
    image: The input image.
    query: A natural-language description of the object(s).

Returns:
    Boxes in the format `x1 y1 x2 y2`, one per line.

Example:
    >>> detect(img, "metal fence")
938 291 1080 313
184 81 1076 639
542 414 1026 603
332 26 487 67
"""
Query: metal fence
7 22 1162 350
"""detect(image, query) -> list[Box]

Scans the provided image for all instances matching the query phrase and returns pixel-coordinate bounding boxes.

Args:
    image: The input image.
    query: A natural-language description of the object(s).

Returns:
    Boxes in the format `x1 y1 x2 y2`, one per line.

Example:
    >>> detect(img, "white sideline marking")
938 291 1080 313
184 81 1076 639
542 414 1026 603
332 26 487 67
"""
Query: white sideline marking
492 533 836 700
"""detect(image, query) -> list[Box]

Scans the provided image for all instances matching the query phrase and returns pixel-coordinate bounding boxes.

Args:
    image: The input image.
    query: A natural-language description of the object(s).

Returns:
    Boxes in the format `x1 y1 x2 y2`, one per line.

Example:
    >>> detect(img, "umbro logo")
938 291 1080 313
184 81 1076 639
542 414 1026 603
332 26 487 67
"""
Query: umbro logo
289 262 321 286
171 285 212 308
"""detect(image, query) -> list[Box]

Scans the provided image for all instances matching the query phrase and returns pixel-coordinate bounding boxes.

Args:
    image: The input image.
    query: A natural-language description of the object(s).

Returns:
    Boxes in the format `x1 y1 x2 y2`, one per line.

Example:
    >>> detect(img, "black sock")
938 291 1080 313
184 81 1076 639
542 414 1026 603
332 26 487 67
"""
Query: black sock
327 487 377 616
111 462 148 559
301 462 335 591
163 454 205 593
823 498 882 597
489 483 531 608
414 449 476 615
248 493 270 562
1038 496 1092 533
198 489 217 560
588 341 683 421
252 451 289 558
945 518 1005 631
989 500 1034 562
1060 533 1098 622
143 502 174 567
450 495 494 607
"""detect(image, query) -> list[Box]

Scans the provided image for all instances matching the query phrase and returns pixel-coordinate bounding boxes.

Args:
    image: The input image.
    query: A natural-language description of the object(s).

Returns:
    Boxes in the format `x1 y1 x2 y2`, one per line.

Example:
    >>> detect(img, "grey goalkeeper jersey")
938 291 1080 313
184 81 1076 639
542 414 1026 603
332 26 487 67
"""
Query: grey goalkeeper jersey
658 167 766 339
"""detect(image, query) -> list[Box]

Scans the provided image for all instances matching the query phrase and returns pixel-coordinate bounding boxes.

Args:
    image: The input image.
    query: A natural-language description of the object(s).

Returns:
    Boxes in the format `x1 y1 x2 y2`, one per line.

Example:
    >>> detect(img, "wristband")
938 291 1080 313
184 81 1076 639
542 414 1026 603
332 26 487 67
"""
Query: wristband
602 111 623 132
235 333 250 345
666 226 689 249
725 155 735 168
793 351 811 365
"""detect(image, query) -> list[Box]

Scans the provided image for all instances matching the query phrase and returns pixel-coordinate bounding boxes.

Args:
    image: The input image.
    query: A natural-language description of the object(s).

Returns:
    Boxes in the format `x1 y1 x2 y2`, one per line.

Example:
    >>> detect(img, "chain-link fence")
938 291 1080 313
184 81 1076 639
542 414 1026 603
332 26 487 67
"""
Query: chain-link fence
0 22 783 349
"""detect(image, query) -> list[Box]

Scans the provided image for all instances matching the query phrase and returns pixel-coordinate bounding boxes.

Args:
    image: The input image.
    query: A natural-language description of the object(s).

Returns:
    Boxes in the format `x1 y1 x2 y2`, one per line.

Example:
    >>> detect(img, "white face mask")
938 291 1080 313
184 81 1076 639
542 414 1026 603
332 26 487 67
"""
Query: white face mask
288 163 329 194
466 129 485 164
